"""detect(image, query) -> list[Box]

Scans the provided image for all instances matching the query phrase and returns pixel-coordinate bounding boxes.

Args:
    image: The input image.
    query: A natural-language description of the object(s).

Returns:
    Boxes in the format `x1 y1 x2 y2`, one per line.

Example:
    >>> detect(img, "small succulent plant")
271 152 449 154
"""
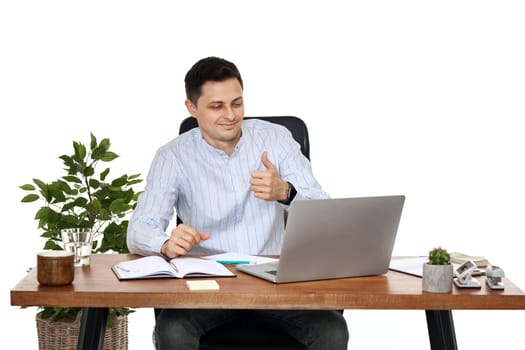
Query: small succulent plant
428 247 450 265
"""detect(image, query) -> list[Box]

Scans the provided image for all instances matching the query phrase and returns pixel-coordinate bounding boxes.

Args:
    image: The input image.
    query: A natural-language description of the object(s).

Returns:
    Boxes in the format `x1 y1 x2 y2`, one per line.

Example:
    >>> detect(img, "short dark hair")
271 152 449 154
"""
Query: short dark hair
184 57 243 105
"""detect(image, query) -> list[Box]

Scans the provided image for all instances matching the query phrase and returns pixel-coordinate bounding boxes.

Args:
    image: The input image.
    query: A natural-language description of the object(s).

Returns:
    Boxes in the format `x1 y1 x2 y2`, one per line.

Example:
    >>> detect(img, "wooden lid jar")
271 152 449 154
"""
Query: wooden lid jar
37 251 75 286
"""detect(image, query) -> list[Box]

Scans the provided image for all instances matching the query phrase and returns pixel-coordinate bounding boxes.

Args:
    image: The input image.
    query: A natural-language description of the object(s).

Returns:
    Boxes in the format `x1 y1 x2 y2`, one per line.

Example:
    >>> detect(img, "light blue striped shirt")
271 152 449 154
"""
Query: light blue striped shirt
127 119 328 256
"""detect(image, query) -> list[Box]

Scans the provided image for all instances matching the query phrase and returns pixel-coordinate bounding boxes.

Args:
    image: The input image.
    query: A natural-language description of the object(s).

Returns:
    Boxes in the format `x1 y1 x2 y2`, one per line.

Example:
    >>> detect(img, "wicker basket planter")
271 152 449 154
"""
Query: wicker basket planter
36 311 128 350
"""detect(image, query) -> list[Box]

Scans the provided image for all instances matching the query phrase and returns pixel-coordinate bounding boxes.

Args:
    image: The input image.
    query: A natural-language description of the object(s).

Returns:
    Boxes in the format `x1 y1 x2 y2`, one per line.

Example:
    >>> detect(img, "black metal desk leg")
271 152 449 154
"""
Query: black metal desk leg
78 307 108 350
425 310 458 350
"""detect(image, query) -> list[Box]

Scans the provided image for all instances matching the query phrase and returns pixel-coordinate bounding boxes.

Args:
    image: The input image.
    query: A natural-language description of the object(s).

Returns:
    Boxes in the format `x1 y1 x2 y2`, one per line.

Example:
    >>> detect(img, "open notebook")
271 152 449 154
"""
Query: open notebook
112 256 235 280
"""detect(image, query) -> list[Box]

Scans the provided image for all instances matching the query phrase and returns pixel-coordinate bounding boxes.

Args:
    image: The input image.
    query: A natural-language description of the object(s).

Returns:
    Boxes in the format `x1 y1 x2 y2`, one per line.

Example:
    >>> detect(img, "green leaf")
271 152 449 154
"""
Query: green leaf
101 151 119 162
99 138 111 151
47 210 63 226
109 188 134 202
21 194 39 202
83 166 95 177
73 141 87 160
62 175 82 184
62 197 88 212
132 191 143 203
20 184 36 191
43 240 63 250
89 178 100 189
91 147 103 160
98 221 129 254
109 199 132 215
62 202 75 211
33 178 47 191
39 307 80 322
100 168 110 181
111 175 128 187
60 155 78 174
106 308 133 328
107 186 123 193
38 307 56 319
92 138 111 160
90 132 97 151
48 186 67 204
74 197 89 207
97 207 112 221
55 180 76 195
41 230 58 238
35 207 52 221
61 214 81 227
90 198 102 212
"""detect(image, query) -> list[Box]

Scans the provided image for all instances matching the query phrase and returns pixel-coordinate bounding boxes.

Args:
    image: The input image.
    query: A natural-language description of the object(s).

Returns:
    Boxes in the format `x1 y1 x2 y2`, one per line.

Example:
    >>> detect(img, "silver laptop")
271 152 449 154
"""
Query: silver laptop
237 195 405 283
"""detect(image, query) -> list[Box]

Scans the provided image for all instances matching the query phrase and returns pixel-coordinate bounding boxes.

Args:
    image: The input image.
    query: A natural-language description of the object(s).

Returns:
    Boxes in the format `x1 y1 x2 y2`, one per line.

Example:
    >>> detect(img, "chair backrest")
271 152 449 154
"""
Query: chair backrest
179 116 310 160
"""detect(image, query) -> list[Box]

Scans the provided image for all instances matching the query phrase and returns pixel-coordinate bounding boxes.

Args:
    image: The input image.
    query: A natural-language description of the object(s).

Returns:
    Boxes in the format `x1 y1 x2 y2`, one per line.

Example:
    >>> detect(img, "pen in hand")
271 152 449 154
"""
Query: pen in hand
169 262 179 273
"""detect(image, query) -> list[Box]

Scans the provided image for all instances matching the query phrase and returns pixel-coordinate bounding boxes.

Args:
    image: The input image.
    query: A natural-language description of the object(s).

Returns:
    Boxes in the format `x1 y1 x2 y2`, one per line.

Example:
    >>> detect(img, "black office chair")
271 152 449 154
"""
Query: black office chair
178 116 310 160
154 116 310 350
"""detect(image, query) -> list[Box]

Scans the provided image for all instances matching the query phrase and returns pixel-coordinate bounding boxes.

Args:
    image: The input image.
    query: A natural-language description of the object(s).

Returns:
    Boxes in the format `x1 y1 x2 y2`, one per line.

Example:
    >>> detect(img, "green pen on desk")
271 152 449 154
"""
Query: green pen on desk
216 260 251 265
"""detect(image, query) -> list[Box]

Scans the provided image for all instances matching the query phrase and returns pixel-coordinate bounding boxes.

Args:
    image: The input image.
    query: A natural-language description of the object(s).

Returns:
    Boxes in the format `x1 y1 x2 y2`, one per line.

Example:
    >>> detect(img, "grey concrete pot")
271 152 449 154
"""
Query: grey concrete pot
422 263 453 293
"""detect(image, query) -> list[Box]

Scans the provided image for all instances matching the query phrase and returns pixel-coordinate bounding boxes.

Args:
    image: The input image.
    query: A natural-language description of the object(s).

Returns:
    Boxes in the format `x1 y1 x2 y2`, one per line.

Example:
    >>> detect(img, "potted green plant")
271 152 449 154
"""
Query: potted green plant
20 133 142 349
422 246 453 293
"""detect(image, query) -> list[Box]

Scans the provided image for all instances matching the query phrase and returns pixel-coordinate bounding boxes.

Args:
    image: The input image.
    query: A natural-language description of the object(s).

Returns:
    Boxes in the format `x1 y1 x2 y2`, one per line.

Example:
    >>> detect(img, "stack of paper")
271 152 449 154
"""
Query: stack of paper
449 252 488 267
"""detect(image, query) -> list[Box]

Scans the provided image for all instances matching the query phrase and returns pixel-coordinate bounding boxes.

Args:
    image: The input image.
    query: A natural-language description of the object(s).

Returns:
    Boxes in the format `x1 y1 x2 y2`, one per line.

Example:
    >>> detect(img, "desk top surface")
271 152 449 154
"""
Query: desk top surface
11 254 525 310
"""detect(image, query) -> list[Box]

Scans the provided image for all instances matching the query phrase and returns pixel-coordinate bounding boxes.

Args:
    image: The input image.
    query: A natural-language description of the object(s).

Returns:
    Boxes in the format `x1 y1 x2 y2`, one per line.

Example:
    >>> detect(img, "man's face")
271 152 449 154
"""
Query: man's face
186 78 244 155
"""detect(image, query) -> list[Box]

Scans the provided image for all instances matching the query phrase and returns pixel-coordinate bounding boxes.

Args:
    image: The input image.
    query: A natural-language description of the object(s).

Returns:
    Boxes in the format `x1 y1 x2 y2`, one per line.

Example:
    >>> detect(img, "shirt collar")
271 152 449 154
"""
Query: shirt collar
195 128 245 159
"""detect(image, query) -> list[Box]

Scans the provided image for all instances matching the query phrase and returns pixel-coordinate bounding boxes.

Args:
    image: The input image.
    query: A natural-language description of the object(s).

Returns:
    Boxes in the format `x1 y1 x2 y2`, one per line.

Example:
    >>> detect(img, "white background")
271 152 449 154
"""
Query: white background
1 1 524 349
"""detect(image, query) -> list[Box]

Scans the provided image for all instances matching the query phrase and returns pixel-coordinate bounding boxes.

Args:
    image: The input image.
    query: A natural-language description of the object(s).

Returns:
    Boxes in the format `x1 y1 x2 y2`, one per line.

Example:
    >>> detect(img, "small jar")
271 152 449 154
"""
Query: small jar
37 251 75 286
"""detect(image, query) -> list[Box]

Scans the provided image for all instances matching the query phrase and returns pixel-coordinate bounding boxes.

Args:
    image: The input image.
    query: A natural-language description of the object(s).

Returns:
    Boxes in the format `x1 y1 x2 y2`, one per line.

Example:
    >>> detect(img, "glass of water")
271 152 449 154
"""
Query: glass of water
61 228 94 266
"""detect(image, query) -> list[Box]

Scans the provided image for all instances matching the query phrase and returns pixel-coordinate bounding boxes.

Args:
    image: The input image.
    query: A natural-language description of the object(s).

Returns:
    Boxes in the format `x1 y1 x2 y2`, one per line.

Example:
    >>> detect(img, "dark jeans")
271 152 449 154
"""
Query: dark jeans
154 309 349 350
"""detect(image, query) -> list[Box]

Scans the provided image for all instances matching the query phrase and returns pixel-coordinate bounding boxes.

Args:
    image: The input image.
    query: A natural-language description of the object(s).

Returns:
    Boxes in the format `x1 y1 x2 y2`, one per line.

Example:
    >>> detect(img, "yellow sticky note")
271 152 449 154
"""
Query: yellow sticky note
185 280 220 291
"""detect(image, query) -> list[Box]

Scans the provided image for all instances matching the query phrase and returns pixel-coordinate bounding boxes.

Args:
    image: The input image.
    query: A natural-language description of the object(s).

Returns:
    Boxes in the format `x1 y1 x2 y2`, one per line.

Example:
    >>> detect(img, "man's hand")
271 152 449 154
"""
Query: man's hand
250 151 289 201
161 224 210 259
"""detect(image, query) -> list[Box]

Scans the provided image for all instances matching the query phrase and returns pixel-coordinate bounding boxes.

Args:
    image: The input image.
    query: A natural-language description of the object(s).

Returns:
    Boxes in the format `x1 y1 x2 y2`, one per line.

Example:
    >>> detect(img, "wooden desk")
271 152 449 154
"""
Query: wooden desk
11 254 525 350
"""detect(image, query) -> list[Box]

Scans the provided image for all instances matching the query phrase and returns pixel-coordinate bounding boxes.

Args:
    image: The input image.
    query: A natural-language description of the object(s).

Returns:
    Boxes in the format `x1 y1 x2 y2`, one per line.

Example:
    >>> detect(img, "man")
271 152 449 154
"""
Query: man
127 56 349 349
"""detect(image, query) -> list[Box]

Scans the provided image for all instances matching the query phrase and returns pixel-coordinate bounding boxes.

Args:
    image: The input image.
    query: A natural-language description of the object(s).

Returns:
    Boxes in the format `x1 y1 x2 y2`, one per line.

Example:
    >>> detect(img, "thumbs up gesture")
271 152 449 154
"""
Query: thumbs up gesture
250 151 290 201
